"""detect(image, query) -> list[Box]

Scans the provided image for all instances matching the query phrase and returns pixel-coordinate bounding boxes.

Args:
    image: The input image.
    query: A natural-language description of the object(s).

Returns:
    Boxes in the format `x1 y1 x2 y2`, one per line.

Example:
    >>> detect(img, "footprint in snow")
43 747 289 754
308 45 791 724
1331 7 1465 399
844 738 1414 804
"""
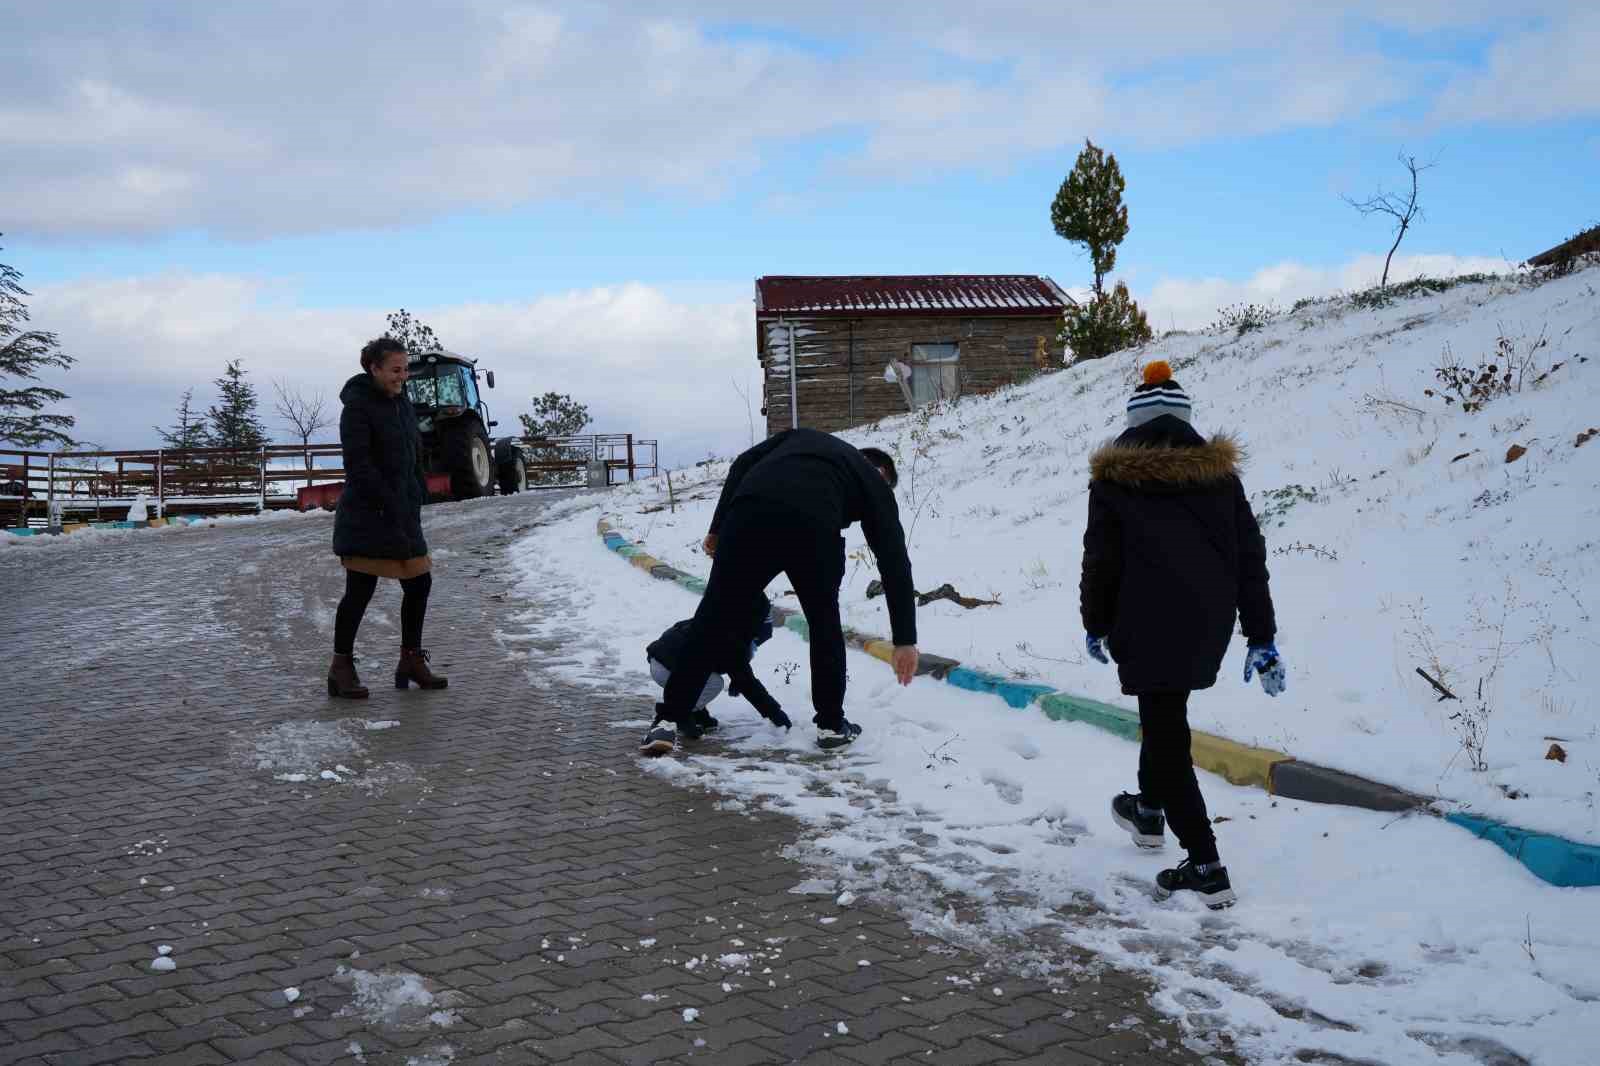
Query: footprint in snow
980 769 1024 806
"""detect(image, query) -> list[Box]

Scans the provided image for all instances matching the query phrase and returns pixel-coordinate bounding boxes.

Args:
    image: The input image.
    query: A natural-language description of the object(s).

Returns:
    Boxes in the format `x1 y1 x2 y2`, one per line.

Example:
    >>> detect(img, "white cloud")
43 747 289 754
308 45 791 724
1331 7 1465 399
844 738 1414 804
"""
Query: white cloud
1432 9 1600 123
29 274 759 467
2 3 1587 237
1140 251 1512 332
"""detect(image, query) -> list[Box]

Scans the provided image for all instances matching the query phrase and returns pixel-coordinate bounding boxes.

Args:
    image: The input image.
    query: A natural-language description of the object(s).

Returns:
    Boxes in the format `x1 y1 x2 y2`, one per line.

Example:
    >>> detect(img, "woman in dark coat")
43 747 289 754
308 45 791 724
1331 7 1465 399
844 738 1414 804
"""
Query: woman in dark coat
1080 360 1283 909
327 337 447 698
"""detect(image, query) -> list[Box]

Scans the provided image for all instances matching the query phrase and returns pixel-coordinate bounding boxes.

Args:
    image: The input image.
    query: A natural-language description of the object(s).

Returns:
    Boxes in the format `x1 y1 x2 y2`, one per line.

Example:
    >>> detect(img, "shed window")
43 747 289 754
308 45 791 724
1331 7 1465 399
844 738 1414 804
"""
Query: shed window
910 343 960 406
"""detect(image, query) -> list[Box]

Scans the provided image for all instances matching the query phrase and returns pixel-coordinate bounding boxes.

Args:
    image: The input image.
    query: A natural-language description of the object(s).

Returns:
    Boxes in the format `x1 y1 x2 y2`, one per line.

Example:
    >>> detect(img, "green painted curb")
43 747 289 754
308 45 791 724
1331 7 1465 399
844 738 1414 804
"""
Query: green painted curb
1038 693 1140 742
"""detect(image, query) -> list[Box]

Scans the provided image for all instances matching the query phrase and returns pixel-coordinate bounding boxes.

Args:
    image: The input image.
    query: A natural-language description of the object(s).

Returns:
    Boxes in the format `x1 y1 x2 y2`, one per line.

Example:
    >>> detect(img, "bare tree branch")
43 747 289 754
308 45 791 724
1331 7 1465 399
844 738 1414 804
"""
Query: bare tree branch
272 380 331 485
1342 151 1439 288
730 373 756 447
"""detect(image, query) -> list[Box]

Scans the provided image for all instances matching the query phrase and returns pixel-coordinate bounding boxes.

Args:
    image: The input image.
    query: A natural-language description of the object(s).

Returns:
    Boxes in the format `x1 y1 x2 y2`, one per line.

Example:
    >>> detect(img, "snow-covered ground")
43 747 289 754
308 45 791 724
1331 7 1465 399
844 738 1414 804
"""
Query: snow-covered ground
511 497 1599 1066
506 264 1600 1065
598 264 1600 847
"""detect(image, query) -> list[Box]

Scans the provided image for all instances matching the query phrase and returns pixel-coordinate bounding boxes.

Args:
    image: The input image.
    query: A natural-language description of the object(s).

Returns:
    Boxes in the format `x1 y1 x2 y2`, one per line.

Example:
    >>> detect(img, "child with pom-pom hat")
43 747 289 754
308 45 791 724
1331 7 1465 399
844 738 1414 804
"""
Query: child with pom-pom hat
1081 359 1285 908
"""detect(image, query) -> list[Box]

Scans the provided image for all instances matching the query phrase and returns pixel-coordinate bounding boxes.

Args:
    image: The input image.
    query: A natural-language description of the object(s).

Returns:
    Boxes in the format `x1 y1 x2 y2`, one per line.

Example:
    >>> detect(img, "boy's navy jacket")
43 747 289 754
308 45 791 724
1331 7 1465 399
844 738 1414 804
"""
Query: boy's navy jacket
1079 415 1276 695
648 620 783 719
708 428 916 646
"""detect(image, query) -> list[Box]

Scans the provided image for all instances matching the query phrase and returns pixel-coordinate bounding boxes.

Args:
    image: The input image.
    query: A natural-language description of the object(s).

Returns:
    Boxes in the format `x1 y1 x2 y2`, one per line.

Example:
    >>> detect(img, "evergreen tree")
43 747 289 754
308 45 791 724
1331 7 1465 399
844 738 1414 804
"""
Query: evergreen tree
384 308 441 355
206 360 268 450
519 392 592 486
0 236 76 447
1050 140 1153 360
518 392 591 439
1060 280 1152 363
156 388 209 450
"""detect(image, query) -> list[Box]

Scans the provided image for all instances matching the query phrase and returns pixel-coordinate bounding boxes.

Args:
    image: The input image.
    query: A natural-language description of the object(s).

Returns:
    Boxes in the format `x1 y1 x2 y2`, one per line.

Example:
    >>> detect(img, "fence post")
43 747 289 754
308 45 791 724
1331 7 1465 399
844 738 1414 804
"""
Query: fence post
626 434 635 483
47 452 57 529
156 450 165 519
258 446 267 513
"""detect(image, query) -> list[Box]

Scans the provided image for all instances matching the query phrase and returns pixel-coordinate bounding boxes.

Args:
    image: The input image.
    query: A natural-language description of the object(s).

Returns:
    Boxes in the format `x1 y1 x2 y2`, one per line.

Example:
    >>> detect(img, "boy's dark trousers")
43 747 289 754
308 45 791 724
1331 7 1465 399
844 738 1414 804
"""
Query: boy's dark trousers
661 498 846 729
1137 691 1220 865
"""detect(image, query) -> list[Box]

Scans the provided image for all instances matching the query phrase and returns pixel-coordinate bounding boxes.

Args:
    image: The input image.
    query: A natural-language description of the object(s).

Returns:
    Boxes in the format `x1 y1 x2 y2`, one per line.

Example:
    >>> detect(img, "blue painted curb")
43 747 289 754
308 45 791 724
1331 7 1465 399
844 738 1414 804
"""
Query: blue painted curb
1445 813 1600 888
945 666 1054 709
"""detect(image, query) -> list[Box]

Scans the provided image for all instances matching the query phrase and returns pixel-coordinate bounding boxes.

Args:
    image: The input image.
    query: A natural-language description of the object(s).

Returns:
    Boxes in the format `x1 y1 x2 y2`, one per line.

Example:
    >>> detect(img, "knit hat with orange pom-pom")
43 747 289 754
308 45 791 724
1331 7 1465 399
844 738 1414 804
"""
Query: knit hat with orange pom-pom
1126 360 1191 428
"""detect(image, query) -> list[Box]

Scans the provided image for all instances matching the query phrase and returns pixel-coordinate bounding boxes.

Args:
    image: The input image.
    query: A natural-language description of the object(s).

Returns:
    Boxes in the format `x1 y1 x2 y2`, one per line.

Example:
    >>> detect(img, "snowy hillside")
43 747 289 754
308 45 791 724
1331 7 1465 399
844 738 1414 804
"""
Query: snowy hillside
604 264 1600 845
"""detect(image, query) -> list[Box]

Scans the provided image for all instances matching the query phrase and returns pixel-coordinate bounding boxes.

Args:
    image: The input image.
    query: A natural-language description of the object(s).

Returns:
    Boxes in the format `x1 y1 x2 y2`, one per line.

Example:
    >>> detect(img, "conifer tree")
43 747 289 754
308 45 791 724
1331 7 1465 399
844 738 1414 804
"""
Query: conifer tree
0 236 76 447
157 387 209 451
1050 140 1153 360
206 360 268 450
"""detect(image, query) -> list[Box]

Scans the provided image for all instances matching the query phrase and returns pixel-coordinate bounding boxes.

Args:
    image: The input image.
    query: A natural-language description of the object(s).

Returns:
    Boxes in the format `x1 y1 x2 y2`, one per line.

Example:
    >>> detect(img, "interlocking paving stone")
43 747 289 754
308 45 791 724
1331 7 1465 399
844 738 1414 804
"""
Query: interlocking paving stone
2 495 1217 1065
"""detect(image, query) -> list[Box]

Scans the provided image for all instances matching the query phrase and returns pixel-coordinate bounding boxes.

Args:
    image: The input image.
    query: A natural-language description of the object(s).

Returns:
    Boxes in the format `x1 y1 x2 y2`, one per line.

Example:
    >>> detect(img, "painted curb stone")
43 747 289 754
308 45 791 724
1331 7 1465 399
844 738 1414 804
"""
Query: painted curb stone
1271 760 1425 813
1446 812 1600 888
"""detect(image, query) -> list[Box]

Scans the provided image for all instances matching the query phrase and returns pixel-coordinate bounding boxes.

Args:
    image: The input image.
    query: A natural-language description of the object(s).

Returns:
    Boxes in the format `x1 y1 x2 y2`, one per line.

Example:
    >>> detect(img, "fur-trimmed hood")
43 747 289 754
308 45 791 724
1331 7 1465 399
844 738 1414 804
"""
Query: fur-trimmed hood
1089 433 1243 487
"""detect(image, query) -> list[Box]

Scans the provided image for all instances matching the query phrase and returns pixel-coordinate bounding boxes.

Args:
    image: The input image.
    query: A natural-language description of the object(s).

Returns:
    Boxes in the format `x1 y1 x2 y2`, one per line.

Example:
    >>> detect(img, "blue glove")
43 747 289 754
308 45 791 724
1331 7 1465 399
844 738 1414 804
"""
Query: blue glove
1086 634 1109 665
1244 643 1286 697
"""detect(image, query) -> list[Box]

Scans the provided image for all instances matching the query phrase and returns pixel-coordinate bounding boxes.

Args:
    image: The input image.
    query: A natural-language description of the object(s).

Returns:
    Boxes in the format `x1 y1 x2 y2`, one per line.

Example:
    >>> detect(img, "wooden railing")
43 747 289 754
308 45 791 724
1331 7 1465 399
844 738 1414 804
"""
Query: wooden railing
2 434 659 526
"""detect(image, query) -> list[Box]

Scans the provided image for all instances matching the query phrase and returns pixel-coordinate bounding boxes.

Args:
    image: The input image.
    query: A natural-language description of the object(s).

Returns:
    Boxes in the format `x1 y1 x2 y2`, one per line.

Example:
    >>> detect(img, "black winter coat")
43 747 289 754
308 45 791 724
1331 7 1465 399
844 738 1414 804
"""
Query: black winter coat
1079 416 1275 695
709 428 917 646
332 374 429 560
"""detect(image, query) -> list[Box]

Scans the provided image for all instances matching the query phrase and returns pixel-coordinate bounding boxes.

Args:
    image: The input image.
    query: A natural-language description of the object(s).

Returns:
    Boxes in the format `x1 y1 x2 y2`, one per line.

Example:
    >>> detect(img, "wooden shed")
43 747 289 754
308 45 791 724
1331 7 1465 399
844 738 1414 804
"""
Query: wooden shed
755 275 1072 437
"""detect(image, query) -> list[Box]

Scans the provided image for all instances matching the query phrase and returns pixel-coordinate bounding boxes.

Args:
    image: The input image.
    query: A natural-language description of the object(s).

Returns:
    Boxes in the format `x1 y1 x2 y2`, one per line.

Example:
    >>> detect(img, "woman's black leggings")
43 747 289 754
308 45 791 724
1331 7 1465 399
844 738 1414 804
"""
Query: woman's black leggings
334 570 432 655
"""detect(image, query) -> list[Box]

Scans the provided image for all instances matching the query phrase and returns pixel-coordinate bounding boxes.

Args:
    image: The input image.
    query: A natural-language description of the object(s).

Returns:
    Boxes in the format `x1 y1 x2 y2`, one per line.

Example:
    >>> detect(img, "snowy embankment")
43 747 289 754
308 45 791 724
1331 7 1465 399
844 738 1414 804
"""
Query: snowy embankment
505 264 1599 1065
604 264 1600 848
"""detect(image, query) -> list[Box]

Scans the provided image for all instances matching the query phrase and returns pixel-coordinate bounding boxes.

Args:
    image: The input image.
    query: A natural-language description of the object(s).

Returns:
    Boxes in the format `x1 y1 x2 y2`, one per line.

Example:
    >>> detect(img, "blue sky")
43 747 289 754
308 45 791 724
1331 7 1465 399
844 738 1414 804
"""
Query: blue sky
4 2 1596 461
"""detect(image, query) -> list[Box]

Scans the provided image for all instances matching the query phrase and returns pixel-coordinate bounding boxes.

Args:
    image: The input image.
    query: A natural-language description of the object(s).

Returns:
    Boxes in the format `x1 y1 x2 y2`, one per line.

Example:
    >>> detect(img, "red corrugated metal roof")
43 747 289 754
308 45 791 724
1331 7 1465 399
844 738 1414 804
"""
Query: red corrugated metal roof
755 275 1072 317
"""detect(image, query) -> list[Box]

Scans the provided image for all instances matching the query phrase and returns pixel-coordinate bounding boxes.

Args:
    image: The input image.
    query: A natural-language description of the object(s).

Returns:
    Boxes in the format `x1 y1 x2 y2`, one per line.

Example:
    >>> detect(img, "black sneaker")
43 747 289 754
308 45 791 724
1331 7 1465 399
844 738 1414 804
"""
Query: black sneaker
690 708 720 733
1154 859 1236 910
816 719 862 751
1111 792 1166 850
640 720 676 757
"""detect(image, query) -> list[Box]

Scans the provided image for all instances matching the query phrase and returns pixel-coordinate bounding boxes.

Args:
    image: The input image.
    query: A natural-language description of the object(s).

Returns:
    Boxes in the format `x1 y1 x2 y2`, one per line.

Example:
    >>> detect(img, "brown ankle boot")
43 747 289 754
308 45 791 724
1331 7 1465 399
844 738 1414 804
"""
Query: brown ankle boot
328 653 369 699
396 648 448 690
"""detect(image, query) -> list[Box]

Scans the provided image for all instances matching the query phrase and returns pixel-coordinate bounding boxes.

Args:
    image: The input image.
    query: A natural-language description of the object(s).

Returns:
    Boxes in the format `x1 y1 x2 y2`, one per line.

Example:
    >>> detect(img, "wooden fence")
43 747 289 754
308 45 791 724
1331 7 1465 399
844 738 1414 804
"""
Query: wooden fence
2 434 658 528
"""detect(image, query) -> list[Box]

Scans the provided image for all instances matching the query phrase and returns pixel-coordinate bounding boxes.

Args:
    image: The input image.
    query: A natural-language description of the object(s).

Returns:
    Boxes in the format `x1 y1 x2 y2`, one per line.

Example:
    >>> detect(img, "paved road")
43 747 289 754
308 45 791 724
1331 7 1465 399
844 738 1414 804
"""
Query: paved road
1 495 1214 1065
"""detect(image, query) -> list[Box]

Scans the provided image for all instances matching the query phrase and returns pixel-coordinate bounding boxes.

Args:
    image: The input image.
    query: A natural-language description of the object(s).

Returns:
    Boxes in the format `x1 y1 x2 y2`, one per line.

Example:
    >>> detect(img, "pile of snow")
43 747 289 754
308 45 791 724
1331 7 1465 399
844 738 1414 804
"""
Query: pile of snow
336 967 461 1030
507 264 1600 1066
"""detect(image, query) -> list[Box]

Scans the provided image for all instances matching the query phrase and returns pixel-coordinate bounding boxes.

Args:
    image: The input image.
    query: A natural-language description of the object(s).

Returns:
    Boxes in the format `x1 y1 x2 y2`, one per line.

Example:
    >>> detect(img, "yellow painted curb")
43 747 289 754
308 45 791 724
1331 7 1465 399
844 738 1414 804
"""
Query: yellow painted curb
629 553 662 571
597 518 613 534
146 518 168 527
1189 731 1293 791
862 640 895 664
61 523 89 534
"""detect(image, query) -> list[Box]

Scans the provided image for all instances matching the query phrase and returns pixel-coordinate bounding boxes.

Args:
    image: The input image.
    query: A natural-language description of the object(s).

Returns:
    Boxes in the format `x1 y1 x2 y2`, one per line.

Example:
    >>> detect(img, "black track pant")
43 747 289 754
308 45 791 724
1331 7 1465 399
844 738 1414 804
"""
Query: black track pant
334 570 432 655
661 499 845 729
1137 691 1220 865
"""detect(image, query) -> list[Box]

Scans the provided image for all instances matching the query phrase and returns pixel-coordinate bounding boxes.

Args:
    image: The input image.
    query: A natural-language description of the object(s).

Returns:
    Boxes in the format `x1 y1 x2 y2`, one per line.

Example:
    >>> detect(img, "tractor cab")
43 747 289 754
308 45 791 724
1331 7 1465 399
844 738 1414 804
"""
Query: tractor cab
406 350 500 498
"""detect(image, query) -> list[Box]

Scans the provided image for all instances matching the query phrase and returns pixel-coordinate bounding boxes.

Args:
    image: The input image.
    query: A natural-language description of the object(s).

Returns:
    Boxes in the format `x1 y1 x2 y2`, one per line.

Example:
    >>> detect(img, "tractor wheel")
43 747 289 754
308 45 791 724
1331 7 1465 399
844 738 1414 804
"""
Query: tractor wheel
498 457 527 495
442 419 494 499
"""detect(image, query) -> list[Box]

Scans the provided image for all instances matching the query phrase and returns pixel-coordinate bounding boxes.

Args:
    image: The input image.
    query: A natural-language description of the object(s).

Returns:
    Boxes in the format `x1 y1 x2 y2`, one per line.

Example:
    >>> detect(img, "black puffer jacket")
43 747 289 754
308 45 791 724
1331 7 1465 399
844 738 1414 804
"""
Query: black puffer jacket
332 373 429 560
1079 415 1275 695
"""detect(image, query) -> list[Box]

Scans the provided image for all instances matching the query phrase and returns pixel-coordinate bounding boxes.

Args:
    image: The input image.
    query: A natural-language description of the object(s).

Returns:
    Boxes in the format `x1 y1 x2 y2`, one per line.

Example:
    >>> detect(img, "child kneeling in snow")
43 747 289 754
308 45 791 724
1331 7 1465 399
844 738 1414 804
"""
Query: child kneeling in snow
642 596 791 755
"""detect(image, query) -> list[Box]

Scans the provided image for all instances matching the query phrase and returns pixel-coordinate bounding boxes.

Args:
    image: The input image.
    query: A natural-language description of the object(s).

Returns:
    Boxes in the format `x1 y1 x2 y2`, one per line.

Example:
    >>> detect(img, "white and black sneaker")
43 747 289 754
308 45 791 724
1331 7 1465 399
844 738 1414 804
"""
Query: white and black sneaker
816 719 862 751
1111 792 1166 849
640 720 677 757
1154 859 1236 910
